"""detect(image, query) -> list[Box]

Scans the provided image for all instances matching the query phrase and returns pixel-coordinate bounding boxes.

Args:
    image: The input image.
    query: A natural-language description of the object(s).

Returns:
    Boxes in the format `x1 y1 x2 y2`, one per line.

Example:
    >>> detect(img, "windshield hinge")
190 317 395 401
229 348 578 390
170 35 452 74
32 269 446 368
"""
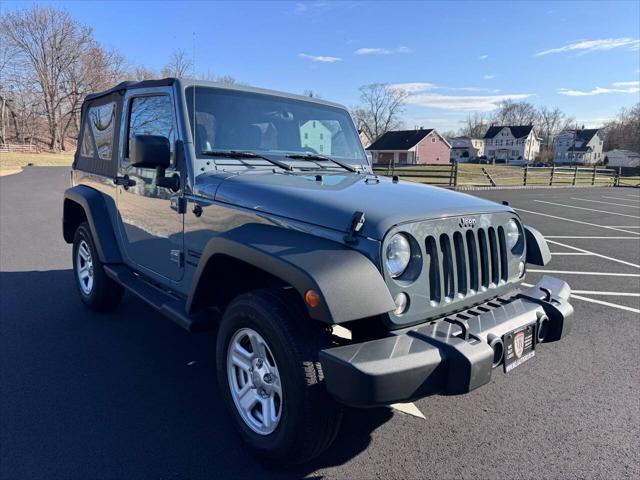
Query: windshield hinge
344 211 365 244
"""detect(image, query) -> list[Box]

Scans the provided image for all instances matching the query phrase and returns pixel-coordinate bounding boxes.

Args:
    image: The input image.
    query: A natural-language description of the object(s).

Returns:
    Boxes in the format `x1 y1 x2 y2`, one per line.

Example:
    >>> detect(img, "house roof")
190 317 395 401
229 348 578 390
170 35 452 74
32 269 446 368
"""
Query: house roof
605 149 640 157
483 125 534 139
367 129 434 150
568 146 592 153
574 129 600 143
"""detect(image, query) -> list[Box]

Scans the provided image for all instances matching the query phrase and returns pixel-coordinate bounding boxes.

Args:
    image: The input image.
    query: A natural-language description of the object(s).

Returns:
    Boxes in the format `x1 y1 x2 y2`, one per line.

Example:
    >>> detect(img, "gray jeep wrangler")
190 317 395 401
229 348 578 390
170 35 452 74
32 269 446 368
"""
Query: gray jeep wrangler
63 78 574 464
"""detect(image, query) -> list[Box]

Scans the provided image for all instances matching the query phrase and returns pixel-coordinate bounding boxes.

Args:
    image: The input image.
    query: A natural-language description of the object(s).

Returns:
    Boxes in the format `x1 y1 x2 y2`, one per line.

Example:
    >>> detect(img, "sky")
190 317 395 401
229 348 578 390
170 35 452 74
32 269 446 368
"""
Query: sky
3 0 640 132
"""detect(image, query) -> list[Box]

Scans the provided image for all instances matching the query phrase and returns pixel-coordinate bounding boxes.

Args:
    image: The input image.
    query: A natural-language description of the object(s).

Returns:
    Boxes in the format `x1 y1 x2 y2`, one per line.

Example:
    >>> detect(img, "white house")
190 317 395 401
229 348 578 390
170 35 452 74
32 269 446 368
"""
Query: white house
604 149 640 168
483 125 540 164
300 120 332 155
553 128 604 165
448 136 484 162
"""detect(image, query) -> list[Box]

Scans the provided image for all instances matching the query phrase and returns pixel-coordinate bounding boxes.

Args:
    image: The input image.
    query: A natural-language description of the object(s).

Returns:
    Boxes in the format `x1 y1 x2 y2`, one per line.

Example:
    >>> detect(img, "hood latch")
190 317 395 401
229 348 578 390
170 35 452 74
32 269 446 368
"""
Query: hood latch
344 211 366 244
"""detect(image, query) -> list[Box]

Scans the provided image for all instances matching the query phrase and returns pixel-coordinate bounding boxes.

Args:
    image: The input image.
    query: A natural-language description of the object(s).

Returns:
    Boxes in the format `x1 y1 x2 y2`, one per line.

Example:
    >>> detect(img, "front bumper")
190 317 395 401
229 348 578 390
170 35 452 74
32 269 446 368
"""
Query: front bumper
319 275 573 407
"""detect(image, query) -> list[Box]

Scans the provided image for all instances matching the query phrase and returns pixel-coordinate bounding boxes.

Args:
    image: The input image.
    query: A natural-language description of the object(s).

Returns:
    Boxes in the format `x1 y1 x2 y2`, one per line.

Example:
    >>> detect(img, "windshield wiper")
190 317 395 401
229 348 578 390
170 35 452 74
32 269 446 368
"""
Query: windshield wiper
285 153 358 173
201 150 293 171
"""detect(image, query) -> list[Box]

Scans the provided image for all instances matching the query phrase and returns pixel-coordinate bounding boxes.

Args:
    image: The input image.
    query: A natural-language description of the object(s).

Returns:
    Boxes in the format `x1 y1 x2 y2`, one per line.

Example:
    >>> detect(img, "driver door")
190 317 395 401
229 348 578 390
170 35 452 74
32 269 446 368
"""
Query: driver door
116 88 184 282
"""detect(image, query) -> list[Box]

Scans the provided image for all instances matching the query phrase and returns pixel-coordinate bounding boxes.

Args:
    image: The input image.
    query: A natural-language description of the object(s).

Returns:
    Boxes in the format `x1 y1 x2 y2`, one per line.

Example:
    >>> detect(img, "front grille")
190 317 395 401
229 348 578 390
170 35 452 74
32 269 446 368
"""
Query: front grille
425 227 508 305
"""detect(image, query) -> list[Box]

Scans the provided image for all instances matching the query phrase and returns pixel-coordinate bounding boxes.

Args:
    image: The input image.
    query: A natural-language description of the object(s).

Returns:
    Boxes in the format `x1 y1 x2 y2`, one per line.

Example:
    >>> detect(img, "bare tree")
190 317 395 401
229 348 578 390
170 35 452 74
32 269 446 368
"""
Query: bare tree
131 65 157 81
536 106 569 152
603 103 640 153
215 74 237 85
492 100 538 126
161 49 193 78
1 6 94 150
303 89 321 98
351 83 407 145
459 113 488 138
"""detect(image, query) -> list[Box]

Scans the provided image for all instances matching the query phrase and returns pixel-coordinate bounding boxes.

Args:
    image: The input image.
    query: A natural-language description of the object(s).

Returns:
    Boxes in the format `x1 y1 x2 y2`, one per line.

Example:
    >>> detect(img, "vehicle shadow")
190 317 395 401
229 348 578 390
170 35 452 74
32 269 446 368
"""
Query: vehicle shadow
0 269 393 479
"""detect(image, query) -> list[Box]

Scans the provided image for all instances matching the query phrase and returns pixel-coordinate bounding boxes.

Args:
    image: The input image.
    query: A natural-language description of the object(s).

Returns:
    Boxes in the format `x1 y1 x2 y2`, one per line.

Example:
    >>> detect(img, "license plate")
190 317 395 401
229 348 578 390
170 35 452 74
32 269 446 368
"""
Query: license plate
503 323 536 373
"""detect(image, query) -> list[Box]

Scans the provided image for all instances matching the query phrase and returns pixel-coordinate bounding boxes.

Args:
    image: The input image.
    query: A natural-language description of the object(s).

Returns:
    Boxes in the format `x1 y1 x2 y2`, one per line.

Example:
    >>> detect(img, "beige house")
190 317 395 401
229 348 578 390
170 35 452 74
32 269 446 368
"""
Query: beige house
604 149 640 168
448 136 484 162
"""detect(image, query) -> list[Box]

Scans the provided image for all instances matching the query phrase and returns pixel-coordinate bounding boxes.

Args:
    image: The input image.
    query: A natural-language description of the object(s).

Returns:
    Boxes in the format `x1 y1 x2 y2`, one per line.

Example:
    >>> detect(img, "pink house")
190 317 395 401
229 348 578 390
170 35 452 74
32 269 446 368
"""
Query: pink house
366 129 452 165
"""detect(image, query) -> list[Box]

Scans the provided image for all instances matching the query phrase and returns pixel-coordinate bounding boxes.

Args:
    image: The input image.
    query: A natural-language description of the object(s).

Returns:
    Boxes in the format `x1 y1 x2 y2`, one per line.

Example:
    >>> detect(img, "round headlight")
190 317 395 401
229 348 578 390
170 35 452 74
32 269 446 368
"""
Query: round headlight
386 233 411 278
506 219 521 250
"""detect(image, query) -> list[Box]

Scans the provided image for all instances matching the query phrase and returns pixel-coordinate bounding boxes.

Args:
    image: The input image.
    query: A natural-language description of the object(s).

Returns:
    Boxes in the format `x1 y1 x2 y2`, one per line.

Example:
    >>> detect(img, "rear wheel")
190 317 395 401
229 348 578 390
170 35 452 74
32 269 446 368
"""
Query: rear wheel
216 288 343 465
72 222 124 312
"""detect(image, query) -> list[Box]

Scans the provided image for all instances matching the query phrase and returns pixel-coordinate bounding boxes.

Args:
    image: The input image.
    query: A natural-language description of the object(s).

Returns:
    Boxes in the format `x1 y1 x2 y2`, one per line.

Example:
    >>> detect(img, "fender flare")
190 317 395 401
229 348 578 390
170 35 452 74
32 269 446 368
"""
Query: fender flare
186 224 396 324
63 185 122 264
524 225 551 266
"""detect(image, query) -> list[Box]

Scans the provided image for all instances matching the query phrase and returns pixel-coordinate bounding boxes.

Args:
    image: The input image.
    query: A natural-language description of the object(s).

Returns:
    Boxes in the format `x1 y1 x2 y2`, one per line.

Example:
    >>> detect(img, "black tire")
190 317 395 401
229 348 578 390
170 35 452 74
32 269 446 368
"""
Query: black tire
216 288 343 465
72 222 124 312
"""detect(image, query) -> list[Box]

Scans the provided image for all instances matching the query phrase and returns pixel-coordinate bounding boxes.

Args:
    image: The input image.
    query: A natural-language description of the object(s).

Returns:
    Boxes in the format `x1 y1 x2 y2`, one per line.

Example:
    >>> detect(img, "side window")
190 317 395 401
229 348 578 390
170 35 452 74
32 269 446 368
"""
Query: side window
80 123 95 157
82 102 116 160
127 95 175 162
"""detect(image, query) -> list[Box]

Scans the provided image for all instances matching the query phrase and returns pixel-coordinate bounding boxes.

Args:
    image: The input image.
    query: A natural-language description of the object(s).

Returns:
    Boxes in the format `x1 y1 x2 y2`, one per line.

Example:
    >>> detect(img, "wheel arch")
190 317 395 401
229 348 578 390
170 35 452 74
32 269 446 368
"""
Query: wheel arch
187 224 396 324
63 185 122 264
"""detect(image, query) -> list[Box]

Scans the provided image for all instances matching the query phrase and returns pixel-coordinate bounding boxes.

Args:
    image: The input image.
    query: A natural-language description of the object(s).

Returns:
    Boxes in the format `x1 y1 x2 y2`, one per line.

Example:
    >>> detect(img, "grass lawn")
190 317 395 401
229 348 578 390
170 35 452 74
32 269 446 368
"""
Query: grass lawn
0 151 74 175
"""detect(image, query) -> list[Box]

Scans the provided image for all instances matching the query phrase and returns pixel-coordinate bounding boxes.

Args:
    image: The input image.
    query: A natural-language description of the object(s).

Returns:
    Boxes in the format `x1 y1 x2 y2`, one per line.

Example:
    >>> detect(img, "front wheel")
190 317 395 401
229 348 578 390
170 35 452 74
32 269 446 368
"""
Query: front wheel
72 222 124 312
216 288 343 465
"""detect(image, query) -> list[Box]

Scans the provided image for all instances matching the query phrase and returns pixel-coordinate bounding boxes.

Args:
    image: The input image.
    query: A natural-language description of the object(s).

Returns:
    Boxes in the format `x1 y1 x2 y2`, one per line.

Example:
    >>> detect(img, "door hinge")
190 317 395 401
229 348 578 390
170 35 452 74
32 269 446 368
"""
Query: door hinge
170 249 184 267
170 196 187 214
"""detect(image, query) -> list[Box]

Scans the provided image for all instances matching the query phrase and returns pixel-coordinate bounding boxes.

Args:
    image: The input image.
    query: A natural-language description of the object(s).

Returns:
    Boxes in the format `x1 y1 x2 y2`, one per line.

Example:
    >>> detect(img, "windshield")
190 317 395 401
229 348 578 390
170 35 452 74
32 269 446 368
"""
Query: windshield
185 86 367 172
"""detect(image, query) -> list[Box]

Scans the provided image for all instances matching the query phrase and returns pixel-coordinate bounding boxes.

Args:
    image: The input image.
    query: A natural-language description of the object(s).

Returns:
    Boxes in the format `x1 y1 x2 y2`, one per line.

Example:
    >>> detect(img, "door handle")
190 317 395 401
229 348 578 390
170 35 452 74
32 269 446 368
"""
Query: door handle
114 175 136 189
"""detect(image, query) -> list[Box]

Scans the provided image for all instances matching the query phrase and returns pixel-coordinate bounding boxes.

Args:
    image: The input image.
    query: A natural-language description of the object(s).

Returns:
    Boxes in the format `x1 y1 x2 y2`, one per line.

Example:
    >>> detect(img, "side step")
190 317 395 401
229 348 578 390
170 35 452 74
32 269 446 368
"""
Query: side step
104 265 216 333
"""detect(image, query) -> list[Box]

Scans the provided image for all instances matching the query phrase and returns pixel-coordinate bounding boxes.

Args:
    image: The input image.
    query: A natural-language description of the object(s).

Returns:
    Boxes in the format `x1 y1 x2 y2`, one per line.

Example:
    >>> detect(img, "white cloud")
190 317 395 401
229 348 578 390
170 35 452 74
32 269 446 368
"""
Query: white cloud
354 46 412 55
405 93 533 112
298 53 342 63
612 81 640 87
390 82 437 92
390 82 502 95
536 37 640 56
483 74 495 80
292 1 330 14
479 55 488 60
558 86 640 96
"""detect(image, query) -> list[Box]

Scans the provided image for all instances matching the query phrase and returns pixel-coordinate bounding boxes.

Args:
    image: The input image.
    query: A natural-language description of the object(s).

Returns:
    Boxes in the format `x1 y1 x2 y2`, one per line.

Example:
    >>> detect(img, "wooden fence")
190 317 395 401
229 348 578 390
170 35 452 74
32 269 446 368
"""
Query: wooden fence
373 162 625 188
373 163 459 187
0 143 40 153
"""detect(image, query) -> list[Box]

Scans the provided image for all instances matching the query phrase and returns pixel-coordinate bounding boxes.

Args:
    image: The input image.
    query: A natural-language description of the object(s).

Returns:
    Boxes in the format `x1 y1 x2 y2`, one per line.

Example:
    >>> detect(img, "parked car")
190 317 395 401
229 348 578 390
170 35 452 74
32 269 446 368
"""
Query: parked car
63 78 574 464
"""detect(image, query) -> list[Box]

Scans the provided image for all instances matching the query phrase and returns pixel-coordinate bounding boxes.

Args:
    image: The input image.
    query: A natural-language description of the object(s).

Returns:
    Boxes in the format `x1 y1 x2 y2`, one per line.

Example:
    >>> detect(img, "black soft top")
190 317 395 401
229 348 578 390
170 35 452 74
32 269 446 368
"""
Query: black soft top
84 78 175 102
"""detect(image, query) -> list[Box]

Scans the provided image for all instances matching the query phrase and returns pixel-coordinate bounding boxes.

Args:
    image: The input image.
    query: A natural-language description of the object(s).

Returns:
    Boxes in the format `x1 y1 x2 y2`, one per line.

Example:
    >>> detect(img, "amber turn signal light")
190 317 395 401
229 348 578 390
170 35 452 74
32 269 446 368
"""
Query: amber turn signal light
305 289 321 308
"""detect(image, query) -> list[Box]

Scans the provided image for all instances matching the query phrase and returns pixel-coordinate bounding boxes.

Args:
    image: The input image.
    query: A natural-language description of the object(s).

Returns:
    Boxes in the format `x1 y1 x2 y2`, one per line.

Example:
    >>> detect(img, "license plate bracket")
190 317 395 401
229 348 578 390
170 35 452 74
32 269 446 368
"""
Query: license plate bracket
503 323 536 373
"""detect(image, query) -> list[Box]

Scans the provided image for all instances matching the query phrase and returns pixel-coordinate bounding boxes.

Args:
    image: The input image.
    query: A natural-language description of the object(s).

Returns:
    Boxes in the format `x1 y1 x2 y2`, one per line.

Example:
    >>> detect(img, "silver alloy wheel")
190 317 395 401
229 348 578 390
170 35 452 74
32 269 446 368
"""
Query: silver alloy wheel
76 240 94 295
227 327 283 435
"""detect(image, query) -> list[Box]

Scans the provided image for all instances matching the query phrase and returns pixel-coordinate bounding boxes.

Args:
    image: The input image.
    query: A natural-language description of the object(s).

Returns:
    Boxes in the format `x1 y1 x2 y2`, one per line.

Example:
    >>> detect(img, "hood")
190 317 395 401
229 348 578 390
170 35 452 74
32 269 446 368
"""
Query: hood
197 170 513 240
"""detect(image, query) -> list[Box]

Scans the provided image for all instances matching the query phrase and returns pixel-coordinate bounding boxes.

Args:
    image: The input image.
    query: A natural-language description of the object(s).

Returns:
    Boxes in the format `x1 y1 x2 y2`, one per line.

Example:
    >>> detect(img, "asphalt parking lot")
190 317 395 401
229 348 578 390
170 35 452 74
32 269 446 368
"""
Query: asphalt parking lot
1 167 639 480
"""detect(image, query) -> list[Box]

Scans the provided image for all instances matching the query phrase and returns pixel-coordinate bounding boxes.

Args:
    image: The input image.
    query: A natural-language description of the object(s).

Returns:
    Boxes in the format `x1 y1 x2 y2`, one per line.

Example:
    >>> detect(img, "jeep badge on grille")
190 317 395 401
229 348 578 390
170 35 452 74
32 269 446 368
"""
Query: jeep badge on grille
459 217 476 228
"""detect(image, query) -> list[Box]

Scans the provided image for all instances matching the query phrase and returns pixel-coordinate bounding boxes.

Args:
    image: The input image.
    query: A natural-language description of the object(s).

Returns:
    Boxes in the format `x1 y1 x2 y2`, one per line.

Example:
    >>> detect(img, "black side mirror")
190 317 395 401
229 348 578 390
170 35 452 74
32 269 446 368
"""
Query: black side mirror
130 135 170 168
130 135 180 192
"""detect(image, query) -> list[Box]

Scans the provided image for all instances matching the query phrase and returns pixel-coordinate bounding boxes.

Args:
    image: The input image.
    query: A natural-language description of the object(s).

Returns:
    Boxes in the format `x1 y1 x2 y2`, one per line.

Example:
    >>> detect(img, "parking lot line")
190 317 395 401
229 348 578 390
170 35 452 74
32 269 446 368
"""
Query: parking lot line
551 252 591 256
515 208 640 235
546 239 640 269
545 236 639 239
571 294 640 314
571 198 640 208
534 200 640 219
521 283 640 313
602 196 640 203
528 269 640 277
571 290 640 297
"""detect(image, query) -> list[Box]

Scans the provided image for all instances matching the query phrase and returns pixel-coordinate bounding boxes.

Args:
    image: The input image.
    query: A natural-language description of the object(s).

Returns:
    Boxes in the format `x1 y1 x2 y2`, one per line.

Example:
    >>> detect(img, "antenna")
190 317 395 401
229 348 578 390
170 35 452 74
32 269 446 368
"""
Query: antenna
192 31 196 148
